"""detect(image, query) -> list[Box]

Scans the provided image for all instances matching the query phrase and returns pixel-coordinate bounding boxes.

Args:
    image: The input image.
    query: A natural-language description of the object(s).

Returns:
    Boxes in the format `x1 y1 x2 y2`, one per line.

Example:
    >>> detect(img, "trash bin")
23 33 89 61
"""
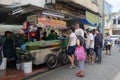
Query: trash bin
16 63 22 70
22 61 32 73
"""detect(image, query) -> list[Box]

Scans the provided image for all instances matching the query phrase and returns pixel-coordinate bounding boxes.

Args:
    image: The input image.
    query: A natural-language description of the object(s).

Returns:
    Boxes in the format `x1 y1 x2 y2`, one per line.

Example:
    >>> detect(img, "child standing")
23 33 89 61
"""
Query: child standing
75 32 86 77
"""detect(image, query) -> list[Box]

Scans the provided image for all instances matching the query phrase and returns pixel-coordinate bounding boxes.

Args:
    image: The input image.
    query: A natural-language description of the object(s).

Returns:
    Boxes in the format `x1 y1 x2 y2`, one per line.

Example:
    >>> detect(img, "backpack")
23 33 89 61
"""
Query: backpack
106 39 112 45
75 46 86 61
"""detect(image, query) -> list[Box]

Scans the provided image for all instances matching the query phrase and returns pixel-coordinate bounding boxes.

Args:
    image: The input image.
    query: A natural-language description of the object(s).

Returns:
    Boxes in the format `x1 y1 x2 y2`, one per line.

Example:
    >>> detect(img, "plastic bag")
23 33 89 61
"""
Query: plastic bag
75 46 86 61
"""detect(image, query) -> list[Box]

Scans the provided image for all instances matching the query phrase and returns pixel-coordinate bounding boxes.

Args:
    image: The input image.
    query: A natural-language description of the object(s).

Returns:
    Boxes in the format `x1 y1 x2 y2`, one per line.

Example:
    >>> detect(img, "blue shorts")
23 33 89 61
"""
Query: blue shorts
67 46 76 56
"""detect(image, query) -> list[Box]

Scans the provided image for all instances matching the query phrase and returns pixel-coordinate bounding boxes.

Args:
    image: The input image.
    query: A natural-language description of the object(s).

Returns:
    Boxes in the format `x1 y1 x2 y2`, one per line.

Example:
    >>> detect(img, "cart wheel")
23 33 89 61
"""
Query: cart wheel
45 54 58 69
58 51 69 64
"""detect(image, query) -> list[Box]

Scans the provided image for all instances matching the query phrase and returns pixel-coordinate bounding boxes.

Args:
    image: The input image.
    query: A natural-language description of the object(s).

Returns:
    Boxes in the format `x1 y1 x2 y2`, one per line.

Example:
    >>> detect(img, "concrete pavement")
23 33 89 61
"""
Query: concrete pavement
29 47 120 80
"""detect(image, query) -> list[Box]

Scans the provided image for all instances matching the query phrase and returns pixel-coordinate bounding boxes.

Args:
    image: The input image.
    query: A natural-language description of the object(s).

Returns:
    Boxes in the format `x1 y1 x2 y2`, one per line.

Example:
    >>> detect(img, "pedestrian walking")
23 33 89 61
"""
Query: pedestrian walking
67 28 77 69
114 40 118 48
94 29 103 64
75 30 85 77
105 34 113 55
118 37 120 52
86 29 95 64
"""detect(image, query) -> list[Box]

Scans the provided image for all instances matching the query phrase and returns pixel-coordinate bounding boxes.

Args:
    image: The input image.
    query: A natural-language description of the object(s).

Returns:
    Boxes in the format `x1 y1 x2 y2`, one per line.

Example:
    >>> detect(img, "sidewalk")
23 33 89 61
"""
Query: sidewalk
29 47 120 80
0 64 48 80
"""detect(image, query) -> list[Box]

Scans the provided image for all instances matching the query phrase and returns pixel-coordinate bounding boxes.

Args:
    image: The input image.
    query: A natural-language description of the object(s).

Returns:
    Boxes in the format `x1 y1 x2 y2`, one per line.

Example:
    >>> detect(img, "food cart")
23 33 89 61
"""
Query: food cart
18 11 69 69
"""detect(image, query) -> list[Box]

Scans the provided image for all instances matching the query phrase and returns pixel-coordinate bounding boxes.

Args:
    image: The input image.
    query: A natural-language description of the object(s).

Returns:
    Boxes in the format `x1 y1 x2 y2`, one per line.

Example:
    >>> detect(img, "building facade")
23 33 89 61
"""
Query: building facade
104 1 112 35
49 0 101 30
0 0 46 7
0 0 104 33
111 12 120 35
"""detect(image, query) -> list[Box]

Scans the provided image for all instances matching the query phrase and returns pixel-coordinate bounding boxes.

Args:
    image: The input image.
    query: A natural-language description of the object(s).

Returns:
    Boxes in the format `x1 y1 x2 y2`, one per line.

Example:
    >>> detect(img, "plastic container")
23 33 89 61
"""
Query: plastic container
0 58 7 70
23 61 32 73
16 63 21 70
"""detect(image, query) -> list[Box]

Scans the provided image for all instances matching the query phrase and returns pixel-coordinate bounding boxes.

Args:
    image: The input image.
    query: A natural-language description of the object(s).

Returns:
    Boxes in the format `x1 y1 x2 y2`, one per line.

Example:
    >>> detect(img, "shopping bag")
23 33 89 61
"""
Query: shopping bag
75 46 86 61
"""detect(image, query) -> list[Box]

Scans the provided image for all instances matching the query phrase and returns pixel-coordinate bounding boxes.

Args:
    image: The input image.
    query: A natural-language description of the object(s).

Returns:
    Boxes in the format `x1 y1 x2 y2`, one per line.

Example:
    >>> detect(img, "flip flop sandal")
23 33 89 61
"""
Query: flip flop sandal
76 73 81 77
76 72 84 77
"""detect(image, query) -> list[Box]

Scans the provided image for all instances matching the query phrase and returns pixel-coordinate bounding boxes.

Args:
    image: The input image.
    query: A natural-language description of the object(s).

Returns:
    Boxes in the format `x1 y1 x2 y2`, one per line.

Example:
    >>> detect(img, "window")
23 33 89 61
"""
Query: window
45 0 56 4
113 19 116 24
118 16 120 24
118 19 120 24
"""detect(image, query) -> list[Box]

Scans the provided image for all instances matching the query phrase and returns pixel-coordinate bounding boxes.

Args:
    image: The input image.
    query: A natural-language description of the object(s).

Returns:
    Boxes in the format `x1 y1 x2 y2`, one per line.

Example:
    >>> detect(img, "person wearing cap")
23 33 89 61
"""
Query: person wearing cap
86 29 95 64
94 29 103 64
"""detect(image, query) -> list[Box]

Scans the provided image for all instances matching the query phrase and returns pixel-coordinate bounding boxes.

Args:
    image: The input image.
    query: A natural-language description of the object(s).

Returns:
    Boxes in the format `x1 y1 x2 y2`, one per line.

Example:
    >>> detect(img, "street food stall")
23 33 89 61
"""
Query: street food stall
18 11 69 69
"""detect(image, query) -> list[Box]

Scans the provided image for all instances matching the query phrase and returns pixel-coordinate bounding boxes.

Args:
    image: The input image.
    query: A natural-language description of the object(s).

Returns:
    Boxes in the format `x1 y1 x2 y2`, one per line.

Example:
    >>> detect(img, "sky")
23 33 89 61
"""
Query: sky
106 0 120 12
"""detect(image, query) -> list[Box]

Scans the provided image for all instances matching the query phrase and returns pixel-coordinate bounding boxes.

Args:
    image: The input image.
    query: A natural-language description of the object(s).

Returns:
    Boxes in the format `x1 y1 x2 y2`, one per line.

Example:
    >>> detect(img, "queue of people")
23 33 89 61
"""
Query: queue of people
66 23 103 77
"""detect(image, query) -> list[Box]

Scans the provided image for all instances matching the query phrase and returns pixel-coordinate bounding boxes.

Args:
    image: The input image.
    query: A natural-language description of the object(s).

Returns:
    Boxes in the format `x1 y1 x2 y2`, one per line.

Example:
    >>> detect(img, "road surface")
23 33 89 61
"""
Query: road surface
29 47 120 80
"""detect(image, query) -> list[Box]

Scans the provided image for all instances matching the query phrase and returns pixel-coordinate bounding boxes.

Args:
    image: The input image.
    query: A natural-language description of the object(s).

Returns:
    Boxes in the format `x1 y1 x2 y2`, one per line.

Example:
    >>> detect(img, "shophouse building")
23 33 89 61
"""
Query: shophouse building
0 0 105 33
111 11 120 35
45 0 104 32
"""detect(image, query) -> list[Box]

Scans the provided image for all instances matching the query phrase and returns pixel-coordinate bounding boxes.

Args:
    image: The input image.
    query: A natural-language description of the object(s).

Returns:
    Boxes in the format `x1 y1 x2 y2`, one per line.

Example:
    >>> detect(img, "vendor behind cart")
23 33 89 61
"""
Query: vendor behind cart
42 32 48 40
35 27 42 41
48 30 57 40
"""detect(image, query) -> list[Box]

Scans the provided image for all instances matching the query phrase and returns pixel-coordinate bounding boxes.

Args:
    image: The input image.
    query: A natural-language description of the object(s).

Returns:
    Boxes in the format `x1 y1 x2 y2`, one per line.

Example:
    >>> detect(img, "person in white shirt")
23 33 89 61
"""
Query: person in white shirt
67 27 77 68
75 23 84 38
86 29 95 64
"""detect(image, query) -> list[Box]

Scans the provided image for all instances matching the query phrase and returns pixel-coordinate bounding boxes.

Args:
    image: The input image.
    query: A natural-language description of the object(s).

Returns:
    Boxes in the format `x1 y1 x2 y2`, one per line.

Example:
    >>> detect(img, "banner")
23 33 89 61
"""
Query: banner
86 11 98 26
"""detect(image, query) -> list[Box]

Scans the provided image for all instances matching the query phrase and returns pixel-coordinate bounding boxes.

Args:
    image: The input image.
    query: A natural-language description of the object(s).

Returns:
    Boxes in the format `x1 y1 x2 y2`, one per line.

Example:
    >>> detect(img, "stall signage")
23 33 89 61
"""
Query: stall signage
38 18 66 29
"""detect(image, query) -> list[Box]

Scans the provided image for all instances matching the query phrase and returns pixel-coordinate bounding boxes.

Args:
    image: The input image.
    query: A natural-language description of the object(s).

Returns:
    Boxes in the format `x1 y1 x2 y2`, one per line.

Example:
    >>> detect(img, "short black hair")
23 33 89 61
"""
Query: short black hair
93 29 95 32
95 29 100 32
51 30 55 33
5 31 11 36
86 28 92 33
37 27 42 30
68 27 75 32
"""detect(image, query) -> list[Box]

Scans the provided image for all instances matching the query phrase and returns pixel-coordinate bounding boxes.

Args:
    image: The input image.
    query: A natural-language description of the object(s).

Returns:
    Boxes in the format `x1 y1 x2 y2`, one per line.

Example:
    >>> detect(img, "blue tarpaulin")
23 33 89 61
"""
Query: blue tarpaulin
79 18 97 26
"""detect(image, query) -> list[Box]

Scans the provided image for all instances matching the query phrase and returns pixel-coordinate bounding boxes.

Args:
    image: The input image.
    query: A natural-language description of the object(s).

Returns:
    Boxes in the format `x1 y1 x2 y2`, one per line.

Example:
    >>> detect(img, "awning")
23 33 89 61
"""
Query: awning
79 18 97 26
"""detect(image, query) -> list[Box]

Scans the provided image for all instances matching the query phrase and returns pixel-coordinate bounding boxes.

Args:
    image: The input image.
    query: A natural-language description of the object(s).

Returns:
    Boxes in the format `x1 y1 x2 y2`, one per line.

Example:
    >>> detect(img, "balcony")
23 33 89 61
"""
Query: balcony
57 0 99 13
